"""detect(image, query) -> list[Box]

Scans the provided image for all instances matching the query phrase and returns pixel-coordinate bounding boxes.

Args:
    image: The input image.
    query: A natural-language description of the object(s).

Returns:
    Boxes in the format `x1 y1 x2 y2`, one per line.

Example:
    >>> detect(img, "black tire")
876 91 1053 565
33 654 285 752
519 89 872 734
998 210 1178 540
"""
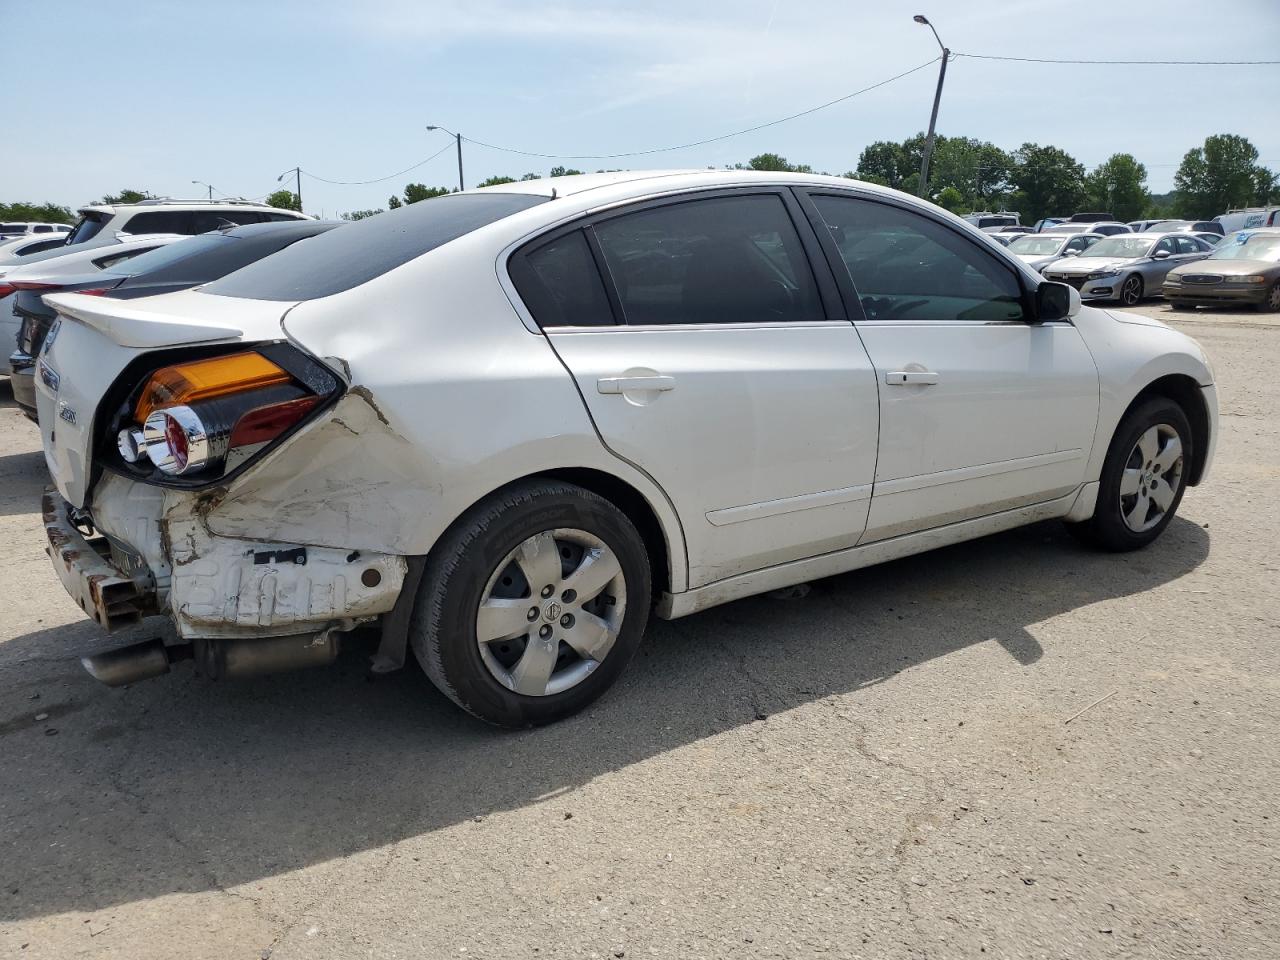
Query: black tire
1257 281 1280 313
1119 274 1144 307
1168 301 1195 311
1065 397 1193 552
410 480 651 727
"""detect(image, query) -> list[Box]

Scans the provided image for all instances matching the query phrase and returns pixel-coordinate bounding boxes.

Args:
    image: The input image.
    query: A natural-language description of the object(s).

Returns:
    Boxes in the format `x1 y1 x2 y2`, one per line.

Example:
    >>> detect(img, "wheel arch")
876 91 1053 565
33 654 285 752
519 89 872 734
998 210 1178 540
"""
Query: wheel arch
1123 373 1210 485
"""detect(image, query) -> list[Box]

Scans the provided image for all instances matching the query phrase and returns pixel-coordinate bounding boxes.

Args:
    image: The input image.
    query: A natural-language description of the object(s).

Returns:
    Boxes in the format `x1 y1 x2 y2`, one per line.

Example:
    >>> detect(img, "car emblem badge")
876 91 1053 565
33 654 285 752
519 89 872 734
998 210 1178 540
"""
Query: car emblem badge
58 401 77 425
543 600 563 622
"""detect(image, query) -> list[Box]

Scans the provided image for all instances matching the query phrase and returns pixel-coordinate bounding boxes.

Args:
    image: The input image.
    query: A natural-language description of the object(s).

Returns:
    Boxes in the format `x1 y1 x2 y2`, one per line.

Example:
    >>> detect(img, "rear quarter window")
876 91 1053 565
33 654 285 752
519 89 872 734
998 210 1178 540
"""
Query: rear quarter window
203 192 548 301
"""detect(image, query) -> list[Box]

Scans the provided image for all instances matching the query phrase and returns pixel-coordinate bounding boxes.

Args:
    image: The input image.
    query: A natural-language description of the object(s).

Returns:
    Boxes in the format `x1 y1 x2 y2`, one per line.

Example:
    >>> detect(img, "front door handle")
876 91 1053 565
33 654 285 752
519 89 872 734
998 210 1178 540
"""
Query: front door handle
597 375 676 395
885 370 939 386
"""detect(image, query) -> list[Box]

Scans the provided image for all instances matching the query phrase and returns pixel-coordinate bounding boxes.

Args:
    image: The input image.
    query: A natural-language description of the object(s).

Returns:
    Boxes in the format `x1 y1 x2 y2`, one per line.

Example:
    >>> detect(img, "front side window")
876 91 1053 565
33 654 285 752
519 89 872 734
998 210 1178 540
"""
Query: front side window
592 194 824 326
811 194 1025 323
1066 236 1097 253
1175 236 1201 255
1154 238 1177 256
511 230 614 328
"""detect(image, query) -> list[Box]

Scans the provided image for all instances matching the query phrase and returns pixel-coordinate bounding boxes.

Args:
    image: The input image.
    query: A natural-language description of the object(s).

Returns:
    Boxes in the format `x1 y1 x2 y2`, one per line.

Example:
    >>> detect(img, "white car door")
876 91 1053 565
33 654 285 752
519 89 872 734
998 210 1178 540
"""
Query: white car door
800 190 1100 542
507 190 881 586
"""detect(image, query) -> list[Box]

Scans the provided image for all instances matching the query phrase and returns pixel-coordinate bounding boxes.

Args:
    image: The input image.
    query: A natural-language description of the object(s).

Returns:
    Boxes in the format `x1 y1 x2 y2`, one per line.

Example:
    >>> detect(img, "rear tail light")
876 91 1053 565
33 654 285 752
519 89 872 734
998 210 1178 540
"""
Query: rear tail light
113 347 338 481
10 282 63 291
0 284 16 299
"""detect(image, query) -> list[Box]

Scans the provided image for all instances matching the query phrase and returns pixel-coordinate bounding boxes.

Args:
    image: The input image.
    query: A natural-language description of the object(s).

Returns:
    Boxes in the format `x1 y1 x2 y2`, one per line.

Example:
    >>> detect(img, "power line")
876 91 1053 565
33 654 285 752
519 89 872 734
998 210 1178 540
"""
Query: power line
300 140 456 185
956 52 1280 65
457 57 941 160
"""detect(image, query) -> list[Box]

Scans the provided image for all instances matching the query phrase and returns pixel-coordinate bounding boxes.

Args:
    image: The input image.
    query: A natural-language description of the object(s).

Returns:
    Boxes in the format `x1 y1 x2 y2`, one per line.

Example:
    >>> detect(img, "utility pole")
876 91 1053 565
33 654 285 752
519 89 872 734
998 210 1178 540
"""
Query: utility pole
427 126 464 192
191 180 217 200
913 15 949 199
277 167 303 212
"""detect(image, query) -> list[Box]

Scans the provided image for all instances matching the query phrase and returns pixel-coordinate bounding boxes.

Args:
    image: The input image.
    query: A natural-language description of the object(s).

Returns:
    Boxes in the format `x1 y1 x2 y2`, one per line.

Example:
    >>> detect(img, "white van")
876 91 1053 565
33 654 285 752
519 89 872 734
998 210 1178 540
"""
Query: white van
1214 207 1280 234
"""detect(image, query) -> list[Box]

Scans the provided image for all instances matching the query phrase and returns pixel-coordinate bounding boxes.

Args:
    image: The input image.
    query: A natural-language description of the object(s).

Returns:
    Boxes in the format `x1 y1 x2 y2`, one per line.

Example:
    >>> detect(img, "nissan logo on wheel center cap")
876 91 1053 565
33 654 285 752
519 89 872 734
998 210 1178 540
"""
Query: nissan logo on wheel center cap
543 601 563 622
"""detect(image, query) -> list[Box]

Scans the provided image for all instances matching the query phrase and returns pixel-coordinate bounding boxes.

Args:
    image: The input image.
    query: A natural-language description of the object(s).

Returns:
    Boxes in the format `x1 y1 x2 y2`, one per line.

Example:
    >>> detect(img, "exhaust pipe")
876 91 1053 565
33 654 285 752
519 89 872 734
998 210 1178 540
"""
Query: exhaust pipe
81 623 347 686
81 638 179 687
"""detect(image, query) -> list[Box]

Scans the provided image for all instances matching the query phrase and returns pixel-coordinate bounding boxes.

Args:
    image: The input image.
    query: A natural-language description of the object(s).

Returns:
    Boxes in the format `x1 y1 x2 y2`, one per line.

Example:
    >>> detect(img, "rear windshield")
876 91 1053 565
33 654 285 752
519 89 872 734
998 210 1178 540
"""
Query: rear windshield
65 212 109 245
0 224 25 235
104 233 231 278
203 192 548 301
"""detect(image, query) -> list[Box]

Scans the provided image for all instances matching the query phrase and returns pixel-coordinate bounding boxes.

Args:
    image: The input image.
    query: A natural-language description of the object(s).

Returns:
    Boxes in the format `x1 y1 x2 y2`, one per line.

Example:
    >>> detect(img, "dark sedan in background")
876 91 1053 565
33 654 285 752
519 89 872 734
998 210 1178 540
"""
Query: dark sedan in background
9 220 339 418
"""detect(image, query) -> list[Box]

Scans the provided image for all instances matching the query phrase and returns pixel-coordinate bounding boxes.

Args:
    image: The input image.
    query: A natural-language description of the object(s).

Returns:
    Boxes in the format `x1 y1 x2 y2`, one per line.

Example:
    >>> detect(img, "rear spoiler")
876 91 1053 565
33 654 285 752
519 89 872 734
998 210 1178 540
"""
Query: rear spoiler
43 292 244 349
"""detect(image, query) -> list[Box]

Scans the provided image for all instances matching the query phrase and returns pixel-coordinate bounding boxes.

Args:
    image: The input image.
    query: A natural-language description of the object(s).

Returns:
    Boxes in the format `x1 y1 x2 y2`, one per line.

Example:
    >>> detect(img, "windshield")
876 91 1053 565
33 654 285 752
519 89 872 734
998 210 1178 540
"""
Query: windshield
1085 236 1155 259
0 224 26 236
102 233 231 277
1210 233 1280 262
1008 236 1065 255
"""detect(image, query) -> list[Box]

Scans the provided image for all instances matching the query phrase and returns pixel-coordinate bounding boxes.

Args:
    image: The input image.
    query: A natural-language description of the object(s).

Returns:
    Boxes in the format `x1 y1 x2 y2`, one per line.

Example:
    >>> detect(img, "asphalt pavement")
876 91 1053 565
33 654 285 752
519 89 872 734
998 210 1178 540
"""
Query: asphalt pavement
1 300 1276 959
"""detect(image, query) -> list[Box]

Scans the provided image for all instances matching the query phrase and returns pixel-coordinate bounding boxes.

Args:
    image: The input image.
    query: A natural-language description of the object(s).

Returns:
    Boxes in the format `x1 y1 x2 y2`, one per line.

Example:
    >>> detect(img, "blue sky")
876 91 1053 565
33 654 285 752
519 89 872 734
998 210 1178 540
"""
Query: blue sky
6 0 1278 216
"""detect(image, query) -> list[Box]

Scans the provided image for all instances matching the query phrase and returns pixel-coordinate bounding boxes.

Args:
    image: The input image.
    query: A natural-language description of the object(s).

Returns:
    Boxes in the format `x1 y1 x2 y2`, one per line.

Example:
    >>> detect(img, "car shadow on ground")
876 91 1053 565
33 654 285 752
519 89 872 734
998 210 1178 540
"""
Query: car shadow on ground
0 508 1209 922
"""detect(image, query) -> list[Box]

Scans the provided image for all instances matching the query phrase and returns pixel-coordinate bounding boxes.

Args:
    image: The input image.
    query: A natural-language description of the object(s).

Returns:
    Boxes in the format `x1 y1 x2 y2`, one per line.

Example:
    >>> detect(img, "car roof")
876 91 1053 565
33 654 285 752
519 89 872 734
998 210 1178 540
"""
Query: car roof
75 201 310 217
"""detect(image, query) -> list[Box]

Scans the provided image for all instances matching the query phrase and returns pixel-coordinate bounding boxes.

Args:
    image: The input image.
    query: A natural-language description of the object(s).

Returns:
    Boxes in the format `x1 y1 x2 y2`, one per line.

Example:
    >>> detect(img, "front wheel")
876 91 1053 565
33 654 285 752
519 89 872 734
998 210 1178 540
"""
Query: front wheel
1257 281 1280 313
1066 397 1192 551
1119 274 1144 307
410 480 651 727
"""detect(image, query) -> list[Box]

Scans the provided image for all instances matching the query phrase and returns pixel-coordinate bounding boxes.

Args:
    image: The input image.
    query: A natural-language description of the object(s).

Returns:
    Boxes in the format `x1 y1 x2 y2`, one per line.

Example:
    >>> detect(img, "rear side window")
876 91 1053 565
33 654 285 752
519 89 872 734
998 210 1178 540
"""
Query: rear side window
205 192 548 301
591 194 824 326
122 211 190 234
510 231 614 327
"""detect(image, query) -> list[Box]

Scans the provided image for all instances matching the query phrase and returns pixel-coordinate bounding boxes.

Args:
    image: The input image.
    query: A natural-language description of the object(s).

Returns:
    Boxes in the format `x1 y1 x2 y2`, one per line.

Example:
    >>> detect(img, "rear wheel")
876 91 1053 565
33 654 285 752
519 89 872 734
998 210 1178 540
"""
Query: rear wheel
1168 301 1195 311
1258 281 1280 313
1119 274 1144 307
1066 397 1191 551
410 480 651 727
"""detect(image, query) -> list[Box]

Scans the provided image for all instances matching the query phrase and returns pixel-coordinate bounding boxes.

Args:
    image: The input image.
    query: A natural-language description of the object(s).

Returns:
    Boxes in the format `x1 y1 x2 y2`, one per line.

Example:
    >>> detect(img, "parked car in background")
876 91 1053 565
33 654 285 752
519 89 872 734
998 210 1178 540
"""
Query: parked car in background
1082 222 1133 236
1034 217 1068 232
1163 229 1280 312
1006 232 1104 273
8 220 341 418
1068 212 1115 223
0 234 70 261
1044 223 1095 234
1043 231 1215 305
1128 219 1168 233
1144 220 1225 236
33 171 1216 727
57 198 310 250
3 234 185 404
0 222 71 239
1213 207 1280 233
1192 232 1223 246
963 211 1021 231
989 228 1034 245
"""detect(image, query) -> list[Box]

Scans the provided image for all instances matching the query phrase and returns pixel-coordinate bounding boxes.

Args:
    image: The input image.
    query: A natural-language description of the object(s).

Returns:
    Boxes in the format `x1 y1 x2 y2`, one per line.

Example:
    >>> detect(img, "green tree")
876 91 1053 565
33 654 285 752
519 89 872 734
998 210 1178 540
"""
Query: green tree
924 137 1015 208
477 175 517 187
266 189 301 211
1085 153 1150 222
403 183 450 204
734 152 813 173
0 201 75 223
855 141 911 189
1253 167 1279 206
96 189 154 205
520 172 541 181
340 209 384 221
1009 144 1087 224
935 186 966 213
548 166 584 177
1173 134 1265 218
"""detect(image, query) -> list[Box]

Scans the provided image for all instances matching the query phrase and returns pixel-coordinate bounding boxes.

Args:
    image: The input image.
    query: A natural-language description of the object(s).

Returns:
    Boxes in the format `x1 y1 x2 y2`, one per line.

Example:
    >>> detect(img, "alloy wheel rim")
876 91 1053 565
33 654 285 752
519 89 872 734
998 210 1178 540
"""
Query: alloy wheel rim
475 528 627 697
1268 284 1280 310
1122 277 1141 305
1119 424 1184 533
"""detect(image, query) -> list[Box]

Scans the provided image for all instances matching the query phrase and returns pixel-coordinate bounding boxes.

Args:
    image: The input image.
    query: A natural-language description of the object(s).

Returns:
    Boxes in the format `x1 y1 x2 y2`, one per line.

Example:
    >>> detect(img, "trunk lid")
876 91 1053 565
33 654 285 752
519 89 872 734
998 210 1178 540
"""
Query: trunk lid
36 290 296 507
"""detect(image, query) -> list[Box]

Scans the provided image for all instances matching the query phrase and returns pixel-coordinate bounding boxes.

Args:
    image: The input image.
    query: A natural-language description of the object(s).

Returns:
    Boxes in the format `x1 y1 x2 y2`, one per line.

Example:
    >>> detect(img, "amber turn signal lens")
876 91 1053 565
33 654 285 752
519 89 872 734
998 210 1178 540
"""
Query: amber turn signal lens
134 352 291 424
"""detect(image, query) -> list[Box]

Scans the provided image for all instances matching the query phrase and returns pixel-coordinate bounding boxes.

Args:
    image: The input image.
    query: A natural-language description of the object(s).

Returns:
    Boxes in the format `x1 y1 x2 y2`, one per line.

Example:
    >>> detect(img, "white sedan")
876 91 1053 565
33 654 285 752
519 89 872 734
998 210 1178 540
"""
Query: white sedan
36 171 1216 726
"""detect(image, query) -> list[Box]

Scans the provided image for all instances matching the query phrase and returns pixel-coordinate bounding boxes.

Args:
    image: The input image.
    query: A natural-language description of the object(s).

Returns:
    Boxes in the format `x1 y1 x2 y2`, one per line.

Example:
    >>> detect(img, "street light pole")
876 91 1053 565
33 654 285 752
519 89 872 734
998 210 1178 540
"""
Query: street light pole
191 180 217 200
427 126 464 192
277 167 303 213
913 15 949 199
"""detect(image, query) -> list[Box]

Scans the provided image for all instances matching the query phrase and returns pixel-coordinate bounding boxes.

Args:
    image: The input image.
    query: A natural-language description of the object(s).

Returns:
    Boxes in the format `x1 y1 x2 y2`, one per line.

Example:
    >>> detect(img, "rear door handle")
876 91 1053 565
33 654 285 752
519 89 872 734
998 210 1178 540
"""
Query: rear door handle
597 375 676 394
885 370 939 386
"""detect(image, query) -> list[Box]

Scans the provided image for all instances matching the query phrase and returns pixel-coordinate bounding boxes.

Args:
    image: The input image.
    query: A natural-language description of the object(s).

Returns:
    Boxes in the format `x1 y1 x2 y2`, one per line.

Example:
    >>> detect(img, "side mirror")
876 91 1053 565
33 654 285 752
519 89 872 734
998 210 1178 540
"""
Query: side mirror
1062 249 1080 257
1033 280 1077 322
1152 249 1171 259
